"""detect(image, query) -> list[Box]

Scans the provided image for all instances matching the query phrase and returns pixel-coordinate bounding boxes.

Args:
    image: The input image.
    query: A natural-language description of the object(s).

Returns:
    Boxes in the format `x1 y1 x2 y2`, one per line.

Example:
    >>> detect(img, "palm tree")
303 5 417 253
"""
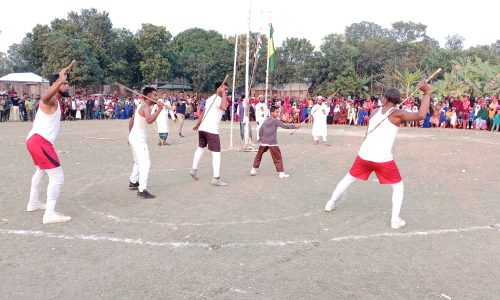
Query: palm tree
393 69 422 97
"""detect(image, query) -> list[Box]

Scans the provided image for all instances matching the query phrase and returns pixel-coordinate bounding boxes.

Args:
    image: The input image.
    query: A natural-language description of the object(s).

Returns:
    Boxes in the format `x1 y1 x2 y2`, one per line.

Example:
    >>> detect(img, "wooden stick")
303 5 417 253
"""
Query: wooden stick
408 68 442 97
67 60 76 71
114 82 158 104
290 105 322 135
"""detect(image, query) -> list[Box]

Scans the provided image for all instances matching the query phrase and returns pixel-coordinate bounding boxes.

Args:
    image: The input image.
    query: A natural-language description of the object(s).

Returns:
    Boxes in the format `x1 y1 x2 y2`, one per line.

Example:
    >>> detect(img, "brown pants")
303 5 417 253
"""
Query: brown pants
252 146 284 172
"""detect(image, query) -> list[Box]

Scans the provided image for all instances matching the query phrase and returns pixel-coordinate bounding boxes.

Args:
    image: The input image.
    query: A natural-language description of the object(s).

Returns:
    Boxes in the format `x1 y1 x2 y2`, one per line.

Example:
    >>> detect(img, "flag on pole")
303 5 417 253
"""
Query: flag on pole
268 24 275 73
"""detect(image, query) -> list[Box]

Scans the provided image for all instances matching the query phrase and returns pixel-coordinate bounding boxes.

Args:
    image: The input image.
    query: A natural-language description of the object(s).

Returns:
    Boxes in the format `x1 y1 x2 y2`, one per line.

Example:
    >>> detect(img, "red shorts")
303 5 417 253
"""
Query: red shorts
26 134 61 170
349 155 402 184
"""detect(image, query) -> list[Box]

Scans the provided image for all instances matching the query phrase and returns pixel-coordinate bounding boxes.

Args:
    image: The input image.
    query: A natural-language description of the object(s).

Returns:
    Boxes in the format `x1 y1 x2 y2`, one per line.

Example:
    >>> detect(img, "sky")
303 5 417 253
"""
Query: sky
1 0 499 54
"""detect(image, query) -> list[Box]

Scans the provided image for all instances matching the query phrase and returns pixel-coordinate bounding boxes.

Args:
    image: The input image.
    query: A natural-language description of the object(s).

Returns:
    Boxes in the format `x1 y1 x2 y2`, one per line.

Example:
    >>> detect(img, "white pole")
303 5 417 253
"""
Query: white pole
264 23 270 107
244 0 251 146
230 34 238 148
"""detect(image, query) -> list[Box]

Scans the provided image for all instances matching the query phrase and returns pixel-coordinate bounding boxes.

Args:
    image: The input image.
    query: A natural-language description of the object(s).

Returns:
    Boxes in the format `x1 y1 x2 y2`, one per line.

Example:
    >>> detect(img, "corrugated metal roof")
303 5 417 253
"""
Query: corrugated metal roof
0 72 49 83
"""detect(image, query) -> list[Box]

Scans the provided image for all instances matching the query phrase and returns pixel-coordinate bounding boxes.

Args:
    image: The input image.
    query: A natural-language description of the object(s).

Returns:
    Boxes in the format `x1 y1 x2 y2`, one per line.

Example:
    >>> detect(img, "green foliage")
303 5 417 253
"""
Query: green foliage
445 34 465 50
41 32 103 87
345 21 386 46
272 37 315 84
3 10 499 95
0 52 13 76
393 69 422 97
134 23 173 84
172 28 232 92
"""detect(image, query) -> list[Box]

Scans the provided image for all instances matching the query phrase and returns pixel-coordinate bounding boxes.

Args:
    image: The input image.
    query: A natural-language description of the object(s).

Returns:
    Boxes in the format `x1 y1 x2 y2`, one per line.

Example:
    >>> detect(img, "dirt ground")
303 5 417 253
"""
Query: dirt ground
1 119 499 299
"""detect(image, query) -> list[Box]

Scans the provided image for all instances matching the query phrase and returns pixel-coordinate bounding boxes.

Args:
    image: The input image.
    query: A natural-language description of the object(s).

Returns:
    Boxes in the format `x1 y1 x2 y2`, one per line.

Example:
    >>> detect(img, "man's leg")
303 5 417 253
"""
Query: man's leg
192 147 204 172
27 167 46 211
12 106 19 121
177 114 185 136
239 122 244 141
132 143 150 192
269 146 284 172
212 151 221 178
43 166 70 224
324 173 357 211
129 142 140 187
390 181 405 229
252 146 267 170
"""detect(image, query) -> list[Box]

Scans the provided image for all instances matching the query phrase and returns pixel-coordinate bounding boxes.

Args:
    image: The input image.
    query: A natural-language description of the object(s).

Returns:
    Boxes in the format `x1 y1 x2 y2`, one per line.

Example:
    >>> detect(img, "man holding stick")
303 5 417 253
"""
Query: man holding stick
311 96 330 145
324 81 432 229
189 81 229 186
128 87 163 198
25 62 74 224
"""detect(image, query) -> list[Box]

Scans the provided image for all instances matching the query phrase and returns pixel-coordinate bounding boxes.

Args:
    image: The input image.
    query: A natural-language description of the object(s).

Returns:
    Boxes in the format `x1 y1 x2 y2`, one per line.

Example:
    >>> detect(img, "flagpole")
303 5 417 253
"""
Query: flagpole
230 34 238 149
244 0 251 146
264 23 270 107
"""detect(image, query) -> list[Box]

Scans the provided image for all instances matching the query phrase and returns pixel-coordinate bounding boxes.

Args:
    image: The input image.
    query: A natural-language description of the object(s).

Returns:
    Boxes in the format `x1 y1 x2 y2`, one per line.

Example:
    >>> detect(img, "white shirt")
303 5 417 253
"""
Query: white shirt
311 103 329 136
198 94 224 134
358 108 399 162
152 101 174 133
255 102 268 123
27 102 61 144
129 105 148 143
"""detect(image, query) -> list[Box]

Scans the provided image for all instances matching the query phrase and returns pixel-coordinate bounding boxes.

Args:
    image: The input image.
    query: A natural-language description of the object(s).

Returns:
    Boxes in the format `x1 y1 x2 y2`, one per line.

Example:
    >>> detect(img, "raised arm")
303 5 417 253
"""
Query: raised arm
218 86 228 111
41 64 71 106
274 118 299 130
393 81 432 123
143 102 164 124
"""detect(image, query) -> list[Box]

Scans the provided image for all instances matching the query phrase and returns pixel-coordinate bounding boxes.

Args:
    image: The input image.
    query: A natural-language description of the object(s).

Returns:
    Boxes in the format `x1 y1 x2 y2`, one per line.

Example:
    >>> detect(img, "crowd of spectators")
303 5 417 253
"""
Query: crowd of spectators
2 87 499 132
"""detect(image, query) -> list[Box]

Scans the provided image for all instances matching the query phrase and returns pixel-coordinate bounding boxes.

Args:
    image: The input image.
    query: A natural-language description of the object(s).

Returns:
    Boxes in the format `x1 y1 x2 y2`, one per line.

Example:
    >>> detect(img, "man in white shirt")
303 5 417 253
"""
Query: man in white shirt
311 96 330 145
153 93 176 146
254 95 268 141
189 82 229 186
26 64 72 224
128 87 163 198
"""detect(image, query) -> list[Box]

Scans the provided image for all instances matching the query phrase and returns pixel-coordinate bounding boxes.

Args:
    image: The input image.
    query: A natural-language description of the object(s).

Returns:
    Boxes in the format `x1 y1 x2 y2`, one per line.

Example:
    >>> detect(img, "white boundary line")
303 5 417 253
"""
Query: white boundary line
1 224 498 249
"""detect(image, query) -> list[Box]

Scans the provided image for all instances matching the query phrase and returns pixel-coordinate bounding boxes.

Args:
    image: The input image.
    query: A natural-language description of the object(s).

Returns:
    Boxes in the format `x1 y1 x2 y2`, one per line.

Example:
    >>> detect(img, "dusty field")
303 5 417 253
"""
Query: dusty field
1 119 499 299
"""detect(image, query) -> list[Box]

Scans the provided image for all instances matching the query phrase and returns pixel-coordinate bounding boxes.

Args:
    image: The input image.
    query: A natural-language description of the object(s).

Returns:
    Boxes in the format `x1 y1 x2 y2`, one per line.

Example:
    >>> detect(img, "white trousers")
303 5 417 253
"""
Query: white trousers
29 166 64 215
129 141 150 192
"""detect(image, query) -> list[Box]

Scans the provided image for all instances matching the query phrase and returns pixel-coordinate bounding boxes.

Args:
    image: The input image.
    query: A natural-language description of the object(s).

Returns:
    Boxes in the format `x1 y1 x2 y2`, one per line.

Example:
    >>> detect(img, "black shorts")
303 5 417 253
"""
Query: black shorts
198 131 221 152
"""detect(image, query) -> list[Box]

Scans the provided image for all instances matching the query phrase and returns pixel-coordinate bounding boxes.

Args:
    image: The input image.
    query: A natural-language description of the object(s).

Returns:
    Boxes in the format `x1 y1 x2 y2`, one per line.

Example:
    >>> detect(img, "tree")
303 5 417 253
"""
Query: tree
393 69 422 97
345 21 386 46
465 45 498 65
445 34 464 50
271 38 315 84
0 52 13 76
134 23 173 84
9 24 52 74
389 21 428 43
316 34 358 84
107 28 142 87
41 31 103 87
7 43 28 72
333 61 370 97
420 48 465 76
172 28 232 92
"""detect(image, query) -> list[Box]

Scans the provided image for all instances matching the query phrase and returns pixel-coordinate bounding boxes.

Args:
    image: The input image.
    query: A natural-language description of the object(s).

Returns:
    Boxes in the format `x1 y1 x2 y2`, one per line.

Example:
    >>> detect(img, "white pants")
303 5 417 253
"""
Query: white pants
129 141 150 192
11 106 19 121
314 135 327 142
29 166 64 216
256 119 264 140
